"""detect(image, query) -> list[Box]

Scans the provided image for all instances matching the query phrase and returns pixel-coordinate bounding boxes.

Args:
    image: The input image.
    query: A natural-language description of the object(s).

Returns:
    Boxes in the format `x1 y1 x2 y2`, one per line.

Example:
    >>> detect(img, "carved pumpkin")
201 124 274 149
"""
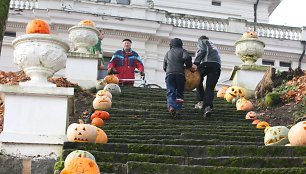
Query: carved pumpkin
60 154 100 174
96 127 108 144
288 121 306 146
224 86 247 103
217 86 228 98
91 117 104 127
96 79 107 91
103 83 121 95
245 111 257 120
104 74 119 84
64 150 96 167
184 68 201 91
78 19 96 27
236 98 253 111
256 121 270 129
26 19 51 34
264 126 289 146
66 121 97 143
93 95 112 111
252 119 260 125
91 110 110 120
242 31 258 38
96 89 112 100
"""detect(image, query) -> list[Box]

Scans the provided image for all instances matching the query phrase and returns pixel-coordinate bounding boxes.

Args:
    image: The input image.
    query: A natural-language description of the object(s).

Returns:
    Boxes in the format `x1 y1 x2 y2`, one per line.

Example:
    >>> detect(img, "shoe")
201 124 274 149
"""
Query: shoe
175 110 181 118
203 106 212 117
194 101 203 109
176 98 184 103
168 107 176 118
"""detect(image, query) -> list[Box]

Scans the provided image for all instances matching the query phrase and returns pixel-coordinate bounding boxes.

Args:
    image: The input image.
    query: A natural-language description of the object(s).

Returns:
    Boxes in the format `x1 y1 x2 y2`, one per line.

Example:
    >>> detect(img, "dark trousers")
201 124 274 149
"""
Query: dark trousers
165 74 185 111
196 62 221 108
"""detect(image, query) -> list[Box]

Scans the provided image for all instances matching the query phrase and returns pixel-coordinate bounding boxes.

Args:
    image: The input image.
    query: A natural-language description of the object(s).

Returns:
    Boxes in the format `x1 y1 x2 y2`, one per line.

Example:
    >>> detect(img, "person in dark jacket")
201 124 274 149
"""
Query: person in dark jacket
192 35 221 117
163 38 192 118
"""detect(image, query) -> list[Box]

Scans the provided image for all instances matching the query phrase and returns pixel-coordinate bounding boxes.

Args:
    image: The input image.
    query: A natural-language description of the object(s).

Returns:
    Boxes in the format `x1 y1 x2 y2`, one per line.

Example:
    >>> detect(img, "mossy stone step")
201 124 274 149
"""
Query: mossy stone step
125 161 306 174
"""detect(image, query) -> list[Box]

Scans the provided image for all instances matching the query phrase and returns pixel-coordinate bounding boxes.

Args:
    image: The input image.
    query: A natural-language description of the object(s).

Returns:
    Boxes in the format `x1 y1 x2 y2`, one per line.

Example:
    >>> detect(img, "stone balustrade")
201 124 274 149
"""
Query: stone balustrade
10 0 37 10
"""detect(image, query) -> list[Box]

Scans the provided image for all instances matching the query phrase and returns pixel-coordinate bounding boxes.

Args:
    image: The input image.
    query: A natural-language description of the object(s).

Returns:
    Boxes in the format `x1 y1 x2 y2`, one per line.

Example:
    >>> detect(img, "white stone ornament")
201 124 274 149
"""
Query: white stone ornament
12 34 69 87
68 25 99 54
235 37 265 65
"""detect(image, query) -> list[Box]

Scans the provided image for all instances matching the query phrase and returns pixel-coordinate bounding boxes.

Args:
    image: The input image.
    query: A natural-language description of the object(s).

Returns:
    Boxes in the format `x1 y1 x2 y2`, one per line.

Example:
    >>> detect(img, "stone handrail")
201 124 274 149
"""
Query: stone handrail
10 0 37 9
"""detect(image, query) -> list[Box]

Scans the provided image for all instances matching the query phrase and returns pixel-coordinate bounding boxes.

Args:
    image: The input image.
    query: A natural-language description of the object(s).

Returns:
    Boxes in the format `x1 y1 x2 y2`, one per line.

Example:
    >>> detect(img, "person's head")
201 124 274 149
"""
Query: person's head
98 30 104 40
199 35 209 41
169 38 183 48
122 38 132 51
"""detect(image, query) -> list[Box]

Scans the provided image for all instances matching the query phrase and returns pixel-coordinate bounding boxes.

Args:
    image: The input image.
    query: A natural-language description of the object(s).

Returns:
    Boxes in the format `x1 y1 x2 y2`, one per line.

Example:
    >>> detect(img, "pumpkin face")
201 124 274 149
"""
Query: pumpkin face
224 86 247 103
93 95 112 111
242 31 258 38
60 154 100 174
26 19 51 34
245 111 257 120
103 84 121 95
256 121 270 129
91 117 104 127
78 19 95 27
66 123 97 143
184 69 201 91
104 74 119 84
64 150 96 167
96 89 112 100
96 79 107 90
217 86 228 98
236 98 253 111
288 121 306 146
96 127 108 144
91 110 110 120
264 126 289 146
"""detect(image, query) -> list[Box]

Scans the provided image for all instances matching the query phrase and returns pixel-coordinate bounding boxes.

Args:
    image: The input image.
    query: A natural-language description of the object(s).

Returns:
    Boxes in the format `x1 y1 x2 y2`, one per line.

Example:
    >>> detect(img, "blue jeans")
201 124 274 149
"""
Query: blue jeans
165 74 185 111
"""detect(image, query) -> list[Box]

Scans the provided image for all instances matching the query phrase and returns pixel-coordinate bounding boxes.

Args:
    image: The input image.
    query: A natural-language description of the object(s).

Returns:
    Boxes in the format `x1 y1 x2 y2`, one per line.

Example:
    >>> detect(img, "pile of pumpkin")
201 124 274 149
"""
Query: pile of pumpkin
96 74 122 95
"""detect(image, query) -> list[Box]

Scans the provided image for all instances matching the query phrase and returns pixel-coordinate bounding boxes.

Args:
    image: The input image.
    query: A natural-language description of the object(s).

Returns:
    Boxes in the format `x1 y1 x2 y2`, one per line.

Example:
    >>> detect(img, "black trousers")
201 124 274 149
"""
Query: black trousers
196 62 221 108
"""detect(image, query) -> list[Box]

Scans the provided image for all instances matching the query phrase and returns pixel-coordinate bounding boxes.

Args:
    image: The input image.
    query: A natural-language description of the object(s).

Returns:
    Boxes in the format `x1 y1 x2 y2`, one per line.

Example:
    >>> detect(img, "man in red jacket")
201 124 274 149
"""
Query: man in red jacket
107 39 145 86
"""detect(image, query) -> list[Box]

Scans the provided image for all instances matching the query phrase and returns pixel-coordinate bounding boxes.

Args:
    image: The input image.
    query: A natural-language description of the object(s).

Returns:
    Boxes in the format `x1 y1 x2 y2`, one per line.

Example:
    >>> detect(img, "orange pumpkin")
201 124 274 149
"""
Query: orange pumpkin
252 119 260 125
96 89 112 100
184 68 201 91
256 121 270 129
91 110 110 120
104 74 119 84
91 117 104 127
245 111 257 120
26 19 51 34
60 154 100 174
78 19 95 27
217 86 228 98
236 98 253 111
288 121 306 146
242 31 258 38
96 127 108 144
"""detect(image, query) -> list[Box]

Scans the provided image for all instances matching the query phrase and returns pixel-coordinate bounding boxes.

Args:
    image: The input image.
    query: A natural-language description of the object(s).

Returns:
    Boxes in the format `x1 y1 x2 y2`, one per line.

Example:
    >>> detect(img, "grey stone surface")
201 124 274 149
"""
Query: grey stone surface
0 155 23 174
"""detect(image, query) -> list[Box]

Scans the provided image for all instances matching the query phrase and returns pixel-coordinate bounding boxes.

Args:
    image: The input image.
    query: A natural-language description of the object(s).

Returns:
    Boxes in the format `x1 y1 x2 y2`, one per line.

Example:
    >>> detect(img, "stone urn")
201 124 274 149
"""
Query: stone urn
234 32 265 65
68 25 99 54
12 34 69 87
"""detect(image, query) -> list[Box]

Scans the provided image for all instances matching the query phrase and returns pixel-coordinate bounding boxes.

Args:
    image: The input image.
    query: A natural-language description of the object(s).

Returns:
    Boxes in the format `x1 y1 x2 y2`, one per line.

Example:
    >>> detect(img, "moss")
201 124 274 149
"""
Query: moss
265 92 281 107
53 160 64 171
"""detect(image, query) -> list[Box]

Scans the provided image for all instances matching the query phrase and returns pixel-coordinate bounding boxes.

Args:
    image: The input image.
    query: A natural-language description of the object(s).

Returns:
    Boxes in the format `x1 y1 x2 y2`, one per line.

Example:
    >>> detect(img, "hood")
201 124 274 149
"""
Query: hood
169 38 183 48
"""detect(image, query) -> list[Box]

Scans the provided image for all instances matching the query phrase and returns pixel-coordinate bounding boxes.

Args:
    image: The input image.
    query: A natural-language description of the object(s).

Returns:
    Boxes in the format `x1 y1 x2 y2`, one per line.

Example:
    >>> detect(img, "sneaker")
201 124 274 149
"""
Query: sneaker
203 106 212 117
176 98 184 103
194 101 203 109
168 107 176 118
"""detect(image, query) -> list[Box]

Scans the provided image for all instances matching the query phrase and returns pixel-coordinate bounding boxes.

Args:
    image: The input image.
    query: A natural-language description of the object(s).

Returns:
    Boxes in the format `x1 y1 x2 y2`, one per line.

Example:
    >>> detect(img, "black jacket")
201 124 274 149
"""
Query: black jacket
163 38 192 76
194 39 221 67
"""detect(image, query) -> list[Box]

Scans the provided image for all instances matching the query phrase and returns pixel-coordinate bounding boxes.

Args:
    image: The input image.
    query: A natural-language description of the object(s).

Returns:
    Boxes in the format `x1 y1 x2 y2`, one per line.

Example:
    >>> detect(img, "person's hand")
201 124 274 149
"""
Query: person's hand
140 71 145 77
107 68 119 75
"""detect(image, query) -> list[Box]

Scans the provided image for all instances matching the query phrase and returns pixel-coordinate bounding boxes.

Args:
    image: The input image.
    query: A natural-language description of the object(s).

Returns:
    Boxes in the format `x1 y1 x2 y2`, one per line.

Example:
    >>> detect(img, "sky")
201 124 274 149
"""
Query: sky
269 0 306 27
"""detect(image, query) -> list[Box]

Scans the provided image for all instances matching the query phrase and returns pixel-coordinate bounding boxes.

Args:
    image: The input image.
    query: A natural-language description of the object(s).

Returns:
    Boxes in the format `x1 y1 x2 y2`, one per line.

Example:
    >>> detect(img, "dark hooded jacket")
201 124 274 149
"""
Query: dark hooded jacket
163 38 192 76
194 37 221 69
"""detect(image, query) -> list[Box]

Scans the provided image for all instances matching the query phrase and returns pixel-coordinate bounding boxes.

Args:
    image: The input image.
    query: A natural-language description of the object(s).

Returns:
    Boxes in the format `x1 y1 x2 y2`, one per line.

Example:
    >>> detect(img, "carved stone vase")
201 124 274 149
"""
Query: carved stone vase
235 37 265 65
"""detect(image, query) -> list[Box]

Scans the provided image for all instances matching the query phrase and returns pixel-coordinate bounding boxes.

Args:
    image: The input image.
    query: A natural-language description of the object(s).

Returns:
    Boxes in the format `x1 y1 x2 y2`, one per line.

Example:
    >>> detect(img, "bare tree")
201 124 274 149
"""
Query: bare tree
0 0 11 55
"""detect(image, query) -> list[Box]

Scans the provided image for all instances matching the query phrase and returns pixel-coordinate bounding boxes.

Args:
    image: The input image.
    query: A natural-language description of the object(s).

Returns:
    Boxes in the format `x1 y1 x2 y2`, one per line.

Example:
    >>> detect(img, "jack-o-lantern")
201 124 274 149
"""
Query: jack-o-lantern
91 117 104 127
224 86 247 103
288 121 306 146
252 119 260 125
256 121 270 129
96 89 112 100
104 74 119 84
103 83 121 95
91 110 110 120
245 111 257 120
236 98 253 111
64 150 96 167
242 31 258 39
96 79 107 91
66 120 97 143
60 154 100 174
217 86 228 98
96 127 108 144
78 19 95 27
184 68 201 91
26 19 51 34
93 95 112 111
264 126 289 146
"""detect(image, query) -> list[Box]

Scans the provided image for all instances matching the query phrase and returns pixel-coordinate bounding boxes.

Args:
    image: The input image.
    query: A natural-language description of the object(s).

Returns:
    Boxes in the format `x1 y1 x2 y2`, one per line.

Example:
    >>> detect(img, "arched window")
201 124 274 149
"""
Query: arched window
116 0 130 5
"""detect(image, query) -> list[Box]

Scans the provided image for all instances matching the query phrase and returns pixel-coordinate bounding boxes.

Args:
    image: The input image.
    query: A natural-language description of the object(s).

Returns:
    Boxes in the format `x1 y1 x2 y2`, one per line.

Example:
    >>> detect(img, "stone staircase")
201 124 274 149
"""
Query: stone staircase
62 86 306 174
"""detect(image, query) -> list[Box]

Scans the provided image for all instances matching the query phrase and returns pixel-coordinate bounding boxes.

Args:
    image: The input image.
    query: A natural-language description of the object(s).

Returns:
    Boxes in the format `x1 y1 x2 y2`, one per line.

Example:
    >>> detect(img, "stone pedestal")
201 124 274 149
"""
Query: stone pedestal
230 65 269 96
65 52 100 89
0 85 74 158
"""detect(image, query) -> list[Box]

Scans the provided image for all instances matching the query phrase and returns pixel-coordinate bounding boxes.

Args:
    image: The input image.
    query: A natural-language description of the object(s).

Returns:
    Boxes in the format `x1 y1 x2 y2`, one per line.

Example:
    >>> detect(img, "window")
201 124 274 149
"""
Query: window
4 31 16 37
97 0 111 2
212 1 221 6
280 61 291 68
116 0 130 5
262 60 274 66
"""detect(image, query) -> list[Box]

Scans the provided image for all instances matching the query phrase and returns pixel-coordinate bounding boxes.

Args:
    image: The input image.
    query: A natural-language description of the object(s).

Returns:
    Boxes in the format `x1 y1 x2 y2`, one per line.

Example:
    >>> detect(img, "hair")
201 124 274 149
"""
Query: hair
199 35 209 40
122 38 132 43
